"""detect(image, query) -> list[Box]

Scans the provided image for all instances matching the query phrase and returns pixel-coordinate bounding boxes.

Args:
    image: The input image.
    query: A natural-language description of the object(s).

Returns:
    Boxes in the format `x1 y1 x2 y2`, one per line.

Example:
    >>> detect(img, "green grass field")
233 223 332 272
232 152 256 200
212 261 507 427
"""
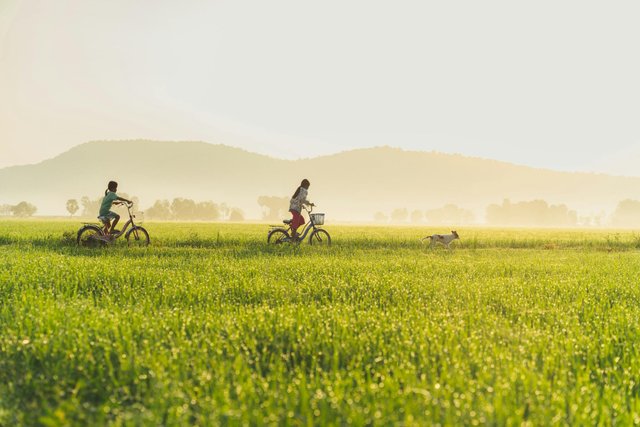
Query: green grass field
2 219 640 425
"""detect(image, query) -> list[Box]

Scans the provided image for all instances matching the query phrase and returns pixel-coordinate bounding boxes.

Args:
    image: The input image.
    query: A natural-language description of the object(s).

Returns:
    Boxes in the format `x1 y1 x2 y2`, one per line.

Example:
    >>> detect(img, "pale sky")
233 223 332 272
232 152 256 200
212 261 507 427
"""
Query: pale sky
1 0 639 174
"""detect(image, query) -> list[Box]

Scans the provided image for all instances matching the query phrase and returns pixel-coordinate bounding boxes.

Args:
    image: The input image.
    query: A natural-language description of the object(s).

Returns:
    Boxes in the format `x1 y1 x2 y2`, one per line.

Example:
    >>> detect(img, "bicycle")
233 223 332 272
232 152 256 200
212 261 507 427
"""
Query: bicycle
267 205 331 245
77 201 150 247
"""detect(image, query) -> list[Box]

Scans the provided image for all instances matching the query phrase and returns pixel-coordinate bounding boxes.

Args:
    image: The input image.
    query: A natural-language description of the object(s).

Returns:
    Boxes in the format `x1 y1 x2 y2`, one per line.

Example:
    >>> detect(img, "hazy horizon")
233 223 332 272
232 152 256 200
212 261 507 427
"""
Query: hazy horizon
3 140 640 226
4 136 640 176
2 1 640 174
4 138 637 175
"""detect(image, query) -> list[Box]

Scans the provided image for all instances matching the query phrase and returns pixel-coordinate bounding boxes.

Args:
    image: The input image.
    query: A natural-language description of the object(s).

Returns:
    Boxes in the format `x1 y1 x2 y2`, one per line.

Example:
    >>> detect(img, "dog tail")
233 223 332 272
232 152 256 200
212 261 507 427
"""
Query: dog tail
420 236 432 242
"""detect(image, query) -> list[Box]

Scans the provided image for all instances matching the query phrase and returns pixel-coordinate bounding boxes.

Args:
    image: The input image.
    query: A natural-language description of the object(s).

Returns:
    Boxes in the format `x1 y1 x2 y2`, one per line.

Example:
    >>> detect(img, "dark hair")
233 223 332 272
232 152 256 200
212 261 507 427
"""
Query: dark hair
292 179 310 199
105 180 118 196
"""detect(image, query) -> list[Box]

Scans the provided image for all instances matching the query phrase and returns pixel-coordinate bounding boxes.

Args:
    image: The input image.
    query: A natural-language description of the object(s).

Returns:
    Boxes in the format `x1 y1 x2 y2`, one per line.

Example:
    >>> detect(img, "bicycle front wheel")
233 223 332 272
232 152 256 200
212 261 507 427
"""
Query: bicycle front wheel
267 228 290 244
309 229 331 246
126 226 150 247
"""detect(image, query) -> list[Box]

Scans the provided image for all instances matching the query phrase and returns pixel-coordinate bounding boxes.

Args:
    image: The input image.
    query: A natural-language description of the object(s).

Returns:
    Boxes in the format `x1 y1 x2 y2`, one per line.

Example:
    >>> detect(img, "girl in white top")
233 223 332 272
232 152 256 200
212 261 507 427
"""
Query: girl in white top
289 179 313 240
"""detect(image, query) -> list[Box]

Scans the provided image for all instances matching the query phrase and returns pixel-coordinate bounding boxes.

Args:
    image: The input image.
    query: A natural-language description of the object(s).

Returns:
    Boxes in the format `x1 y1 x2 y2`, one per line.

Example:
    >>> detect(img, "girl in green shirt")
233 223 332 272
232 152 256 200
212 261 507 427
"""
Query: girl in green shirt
99 181 132 235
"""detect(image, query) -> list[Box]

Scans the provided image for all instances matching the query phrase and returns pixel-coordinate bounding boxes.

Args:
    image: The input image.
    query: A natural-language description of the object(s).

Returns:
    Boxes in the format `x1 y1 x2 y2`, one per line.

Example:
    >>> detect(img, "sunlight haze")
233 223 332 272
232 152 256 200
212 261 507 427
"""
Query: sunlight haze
1 0 639 174
5 3 640 422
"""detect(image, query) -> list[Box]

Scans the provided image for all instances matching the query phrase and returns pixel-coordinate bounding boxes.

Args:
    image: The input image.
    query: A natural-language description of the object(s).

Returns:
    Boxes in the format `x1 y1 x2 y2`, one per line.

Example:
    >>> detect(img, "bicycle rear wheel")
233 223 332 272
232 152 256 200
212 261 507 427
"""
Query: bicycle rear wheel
268 228 290 244
309 229 331 246
77 225 106 248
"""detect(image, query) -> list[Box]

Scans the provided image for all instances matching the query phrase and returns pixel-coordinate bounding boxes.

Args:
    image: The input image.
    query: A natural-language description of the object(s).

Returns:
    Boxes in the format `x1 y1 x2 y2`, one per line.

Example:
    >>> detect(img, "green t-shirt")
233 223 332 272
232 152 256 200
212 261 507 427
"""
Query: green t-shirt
99 192 119 216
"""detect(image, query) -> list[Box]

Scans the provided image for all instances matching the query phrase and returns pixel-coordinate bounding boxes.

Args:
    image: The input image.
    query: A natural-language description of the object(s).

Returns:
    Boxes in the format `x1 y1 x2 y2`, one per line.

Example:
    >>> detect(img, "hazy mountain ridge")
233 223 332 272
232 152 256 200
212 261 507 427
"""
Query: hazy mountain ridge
1 140 640 220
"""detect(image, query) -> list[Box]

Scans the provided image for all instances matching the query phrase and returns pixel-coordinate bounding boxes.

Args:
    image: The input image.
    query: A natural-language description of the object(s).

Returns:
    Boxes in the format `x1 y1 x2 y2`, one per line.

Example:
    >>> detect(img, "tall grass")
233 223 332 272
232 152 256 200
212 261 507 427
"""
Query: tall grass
1 220 640 425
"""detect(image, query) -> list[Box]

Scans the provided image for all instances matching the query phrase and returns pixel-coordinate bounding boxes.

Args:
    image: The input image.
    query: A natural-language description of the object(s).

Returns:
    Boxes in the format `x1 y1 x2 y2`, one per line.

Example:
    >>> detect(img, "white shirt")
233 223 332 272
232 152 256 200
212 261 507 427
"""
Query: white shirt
289 187 310 212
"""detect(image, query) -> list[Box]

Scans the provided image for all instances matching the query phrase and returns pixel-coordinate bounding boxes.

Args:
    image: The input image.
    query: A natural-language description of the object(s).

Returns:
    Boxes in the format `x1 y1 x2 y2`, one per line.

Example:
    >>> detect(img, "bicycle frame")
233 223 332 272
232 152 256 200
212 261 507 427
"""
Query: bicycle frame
101 203 138 239
268 205 328 244
292 207 319 240
77 202 150 247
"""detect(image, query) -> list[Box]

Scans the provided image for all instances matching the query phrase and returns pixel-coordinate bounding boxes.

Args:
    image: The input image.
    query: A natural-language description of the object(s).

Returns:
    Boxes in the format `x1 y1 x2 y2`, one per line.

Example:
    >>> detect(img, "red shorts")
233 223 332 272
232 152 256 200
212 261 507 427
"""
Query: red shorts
290 209 305 231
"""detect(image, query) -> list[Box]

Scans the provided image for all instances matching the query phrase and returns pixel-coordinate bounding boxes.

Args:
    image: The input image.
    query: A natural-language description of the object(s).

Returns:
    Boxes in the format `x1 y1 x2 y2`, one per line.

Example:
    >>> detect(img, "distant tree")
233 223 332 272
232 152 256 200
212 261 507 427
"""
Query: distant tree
146 200 172 221
167 198 221 221
66 199 79 217
0 204 12 216
194 201 221 221
486 199 509 225
485 199 576 226
549 203 577 226
229 208 245 222
579 212 607 227
410 210 424 223
390 208 409 223
611 199 640 227
11 201 37 218
171 198 198 220
373 211 388 223
578 215 592 227
258 196 289 221
426 204 475 225
219 203 230 220
146 199 232 221
80 196 102 218
593 211 606 227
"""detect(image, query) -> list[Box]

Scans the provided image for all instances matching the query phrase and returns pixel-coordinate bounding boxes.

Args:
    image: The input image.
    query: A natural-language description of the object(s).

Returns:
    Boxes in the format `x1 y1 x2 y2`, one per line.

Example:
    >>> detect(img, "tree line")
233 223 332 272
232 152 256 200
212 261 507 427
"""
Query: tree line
66 195 245 221
0 202 37 217
3 196 640 226
374 204 475 225
373 198 640 227
144 199 244 221
485 199 577 227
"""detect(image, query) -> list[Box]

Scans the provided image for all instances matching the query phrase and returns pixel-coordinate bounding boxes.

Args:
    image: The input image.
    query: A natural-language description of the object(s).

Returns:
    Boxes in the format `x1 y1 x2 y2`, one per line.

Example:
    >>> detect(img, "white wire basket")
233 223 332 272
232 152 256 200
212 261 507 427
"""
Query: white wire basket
310 213 325 225
133 211 144 225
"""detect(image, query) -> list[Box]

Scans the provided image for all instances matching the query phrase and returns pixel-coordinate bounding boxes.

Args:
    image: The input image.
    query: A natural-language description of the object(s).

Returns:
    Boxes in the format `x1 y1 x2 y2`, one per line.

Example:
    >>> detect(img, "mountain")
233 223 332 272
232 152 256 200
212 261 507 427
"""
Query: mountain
1 140 640 220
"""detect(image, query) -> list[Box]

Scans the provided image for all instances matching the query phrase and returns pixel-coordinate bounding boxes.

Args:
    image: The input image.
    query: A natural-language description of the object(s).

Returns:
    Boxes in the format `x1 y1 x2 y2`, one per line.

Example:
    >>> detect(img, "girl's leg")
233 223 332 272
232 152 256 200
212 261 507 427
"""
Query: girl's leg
290 210 305 239
110 214 121 233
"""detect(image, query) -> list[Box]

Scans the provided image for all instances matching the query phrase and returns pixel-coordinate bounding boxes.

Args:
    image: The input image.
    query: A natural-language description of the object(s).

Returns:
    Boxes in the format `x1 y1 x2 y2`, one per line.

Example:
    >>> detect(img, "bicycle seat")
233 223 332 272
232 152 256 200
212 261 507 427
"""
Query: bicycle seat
283 219 292 225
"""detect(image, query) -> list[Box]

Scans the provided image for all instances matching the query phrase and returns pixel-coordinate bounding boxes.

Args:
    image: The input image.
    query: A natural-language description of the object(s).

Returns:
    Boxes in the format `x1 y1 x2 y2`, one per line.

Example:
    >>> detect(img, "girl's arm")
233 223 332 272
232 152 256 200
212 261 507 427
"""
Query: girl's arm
301 190 312 207
115 196 133 204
